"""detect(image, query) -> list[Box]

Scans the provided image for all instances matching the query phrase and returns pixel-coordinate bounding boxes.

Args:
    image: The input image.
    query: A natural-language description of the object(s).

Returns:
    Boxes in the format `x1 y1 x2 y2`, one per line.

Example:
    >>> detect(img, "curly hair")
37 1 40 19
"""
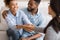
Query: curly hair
4 0 15 6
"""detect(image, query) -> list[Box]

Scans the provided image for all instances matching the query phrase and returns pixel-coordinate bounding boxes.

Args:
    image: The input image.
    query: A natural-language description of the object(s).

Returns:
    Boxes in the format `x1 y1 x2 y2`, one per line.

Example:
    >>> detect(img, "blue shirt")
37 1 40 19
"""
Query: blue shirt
21 8 48 37
5 9 32 35
22 8 47 29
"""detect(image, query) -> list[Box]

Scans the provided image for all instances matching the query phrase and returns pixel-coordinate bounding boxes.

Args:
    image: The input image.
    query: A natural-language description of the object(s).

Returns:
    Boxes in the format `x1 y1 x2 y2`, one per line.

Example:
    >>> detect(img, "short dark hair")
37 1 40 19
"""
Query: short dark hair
50 0 60 16
4 0 14 6
34 0 41 4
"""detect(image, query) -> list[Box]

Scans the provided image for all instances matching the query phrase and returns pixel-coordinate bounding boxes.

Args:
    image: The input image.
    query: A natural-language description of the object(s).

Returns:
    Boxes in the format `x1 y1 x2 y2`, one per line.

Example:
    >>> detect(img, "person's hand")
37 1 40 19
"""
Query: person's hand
23 24 35 32
21 37 31 40
24 27 33 32
28 33 42 40
2 10 8 19
23 24 35 30
16 24 35 32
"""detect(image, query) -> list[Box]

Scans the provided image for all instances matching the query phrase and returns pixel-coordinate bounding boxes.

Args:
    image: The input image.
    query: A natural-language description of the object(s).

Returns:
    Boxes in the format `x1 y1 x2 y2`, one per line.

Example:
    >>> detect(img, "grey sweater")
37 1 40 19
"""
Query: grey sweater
44 26 60 40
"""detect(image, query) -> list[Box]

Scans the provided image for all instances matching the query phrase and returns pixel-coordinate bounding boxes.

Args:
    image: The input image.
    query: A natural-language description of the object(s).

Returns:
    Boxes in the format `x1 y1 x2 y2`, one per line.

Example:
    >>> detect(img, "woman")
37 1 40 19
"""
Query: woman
3 0 35 40
44 0 60 40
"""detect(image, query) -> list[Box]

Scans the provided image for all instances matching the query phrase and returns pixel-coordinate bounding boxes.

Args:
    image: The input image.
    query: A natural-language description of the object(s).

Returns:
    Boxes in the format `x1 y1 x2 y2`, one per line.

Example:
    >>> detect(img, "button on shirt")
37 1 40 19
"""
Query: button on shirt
5 9 32 35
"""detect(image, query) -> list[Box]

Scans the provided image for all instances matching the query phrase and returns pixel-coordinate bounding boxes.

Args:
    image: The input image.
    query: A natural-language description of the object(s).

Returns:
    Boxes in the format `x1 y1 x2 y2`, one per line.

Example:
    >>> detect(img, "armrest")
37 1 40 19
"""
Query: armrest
0 23 8 31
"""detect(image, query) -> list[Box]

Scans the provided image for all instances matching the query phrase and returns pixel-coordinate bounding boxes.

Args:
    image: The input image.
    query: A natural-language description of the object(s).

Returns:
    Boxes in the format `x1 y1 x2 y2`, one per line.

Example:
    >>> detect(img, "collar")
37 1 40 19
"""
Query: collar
9 9 19 17
27 8 39 16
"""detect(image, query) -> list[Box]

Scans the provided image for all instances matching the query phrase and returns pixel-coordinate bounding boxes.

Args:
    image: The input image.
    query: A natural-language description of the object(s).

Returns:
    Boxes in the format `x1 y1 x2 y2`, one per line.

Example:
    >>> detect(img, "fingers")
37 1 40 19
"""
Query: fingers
21 38 27 40
24 26 33 32
21 37 31 40
2 10 8 19
23 24 34 31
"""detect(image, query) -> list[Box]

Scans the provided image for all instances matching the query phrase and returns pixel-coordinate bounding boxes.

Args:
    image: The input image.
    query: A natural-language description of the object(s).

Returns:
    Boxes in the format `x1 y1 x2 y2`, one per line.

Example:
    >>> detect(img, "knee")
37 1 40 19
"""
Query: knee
6 29 15 36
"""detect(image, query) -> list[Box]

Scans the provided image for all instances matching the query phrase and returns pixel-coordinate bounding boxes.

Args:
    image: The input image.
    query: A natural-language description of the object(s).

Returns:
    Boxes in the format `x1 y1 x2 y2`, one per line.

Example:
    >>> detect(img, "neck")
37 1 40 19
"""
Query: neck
10 10 16 16
12 12 16 16
31 9 38 15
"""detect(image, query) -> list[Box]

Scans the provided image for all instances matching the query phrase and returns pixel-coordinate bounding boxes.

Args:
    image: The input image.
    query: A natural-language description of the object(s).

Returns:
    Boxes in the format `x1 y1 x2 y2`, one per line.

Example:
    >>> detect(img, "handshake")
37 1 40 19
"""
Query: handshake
16 24 35 32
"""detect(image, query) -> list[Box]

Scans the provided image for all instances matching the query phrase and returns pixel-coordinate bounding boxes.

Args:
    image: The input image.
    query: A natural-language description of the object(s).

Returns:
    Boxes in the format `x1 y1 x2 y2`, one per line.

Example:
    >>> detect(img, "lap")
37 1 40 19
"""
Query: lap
36 33 45 40
6 28 21 40
22 31 45 40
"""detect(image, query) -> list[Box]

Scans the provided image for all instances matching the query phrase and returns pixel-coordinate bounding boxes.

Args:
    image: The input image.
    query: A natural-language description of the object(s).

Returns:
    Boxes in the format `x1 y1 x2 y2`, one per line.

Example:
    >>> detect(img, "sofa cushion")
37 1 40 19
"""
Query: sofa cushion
0 8 8 31
0 23 8 31
0 31 8 40
0 6 8 31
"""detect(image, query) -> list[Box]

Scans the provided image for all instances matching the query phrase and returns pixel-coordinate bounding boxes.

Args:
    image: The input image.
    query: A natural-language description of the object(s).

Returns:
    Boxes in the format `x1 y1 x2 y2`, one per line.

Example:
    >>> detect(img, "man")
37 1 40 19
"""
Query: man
2 0 51 40
21 0 46 40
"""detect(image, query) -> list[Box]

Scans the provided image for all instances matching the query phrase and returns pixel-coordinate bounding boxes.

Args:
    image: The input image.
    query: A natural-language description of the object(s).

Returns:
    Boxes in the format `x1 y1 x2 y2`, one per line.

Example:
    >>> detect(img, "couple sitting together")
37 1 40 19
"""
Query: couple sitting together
2 0 48 40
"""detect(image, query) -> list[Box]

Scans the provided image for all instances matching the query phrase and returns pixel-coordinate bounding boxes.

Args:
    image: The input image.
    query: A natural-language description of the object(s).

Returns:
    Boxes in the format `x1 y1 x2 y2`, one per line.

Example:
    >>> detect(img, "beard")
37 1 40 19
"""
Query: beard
27 8 35 12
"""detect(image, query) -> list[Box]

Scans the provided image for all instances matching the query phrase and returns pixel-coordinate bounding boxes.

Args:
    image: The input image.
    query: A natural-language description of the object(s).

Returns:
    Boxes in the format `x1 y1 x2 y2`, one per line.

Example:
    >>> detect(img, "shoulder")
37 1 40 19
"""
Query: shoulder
18 9 25 14
21 8 27 11
21 8 28 14
37 10 44 17
18 9 27 16
45 26 57 40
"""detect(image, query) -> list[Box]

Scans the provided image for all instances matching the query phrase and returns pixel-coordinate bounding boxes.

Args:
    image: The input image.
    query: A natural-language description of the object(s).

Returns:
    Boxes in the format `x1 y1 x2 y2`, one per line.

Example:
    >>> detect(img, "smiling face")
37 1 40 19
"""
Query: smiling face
28 0 38 12
8 0 18 13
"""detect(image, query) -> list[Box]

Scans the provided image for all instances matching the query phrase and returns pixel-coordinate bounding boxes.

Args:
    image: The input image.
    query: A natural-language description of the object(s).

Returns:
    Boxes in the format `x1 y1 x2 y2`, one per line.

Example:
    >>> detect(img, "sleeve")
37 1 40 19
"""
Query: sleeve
21 11 32 24
44 27 57 40
5 16 16 30
34 14 52 33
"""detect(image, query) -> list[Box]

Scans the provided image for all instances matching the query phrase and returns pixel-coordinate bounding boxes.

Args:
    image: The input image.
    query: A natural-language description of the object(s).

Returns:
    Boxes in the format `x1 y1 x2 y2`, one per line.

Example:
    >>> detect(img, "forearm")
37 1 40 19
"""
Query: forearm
34 26 46 33
16 24 35 32
16 25 23 29
28 33 42 40
23 24 35 29
22 24 35 32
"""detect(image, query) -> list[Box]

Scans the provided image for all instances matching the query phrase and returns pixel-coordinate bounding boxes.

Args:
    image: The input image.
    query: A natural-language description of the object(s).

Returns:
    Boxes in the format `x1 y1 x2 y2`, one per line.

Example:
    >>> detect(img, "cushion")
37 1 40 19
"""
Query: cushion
0 31 8 40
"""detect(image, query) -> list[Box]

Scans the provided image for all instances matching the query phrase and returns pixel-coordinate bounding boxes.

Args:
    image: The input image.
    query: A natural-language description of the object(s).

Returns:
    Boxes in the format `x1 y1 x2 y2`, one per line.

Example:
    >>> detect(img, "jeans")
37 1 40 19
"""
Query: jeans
6 28 21 40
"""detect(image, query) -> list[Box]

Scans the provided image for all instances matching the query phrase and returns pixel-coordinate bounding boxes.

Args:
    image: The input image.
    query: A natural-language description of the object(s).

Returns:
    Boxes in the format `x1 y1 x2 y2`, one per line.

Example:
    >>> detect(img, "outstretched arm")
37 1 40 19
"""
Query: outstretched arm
21 33 42 40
